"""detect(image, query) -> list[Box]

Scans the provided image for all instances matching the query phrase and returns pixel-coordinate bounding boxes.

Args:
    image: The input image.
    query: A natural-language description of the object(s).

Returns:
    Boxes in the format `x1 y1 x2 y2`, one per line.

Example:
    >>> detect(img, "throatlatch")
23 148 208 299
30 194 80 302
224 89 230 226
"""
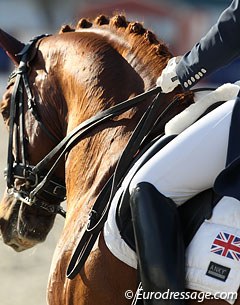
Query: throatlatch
130 182 185 304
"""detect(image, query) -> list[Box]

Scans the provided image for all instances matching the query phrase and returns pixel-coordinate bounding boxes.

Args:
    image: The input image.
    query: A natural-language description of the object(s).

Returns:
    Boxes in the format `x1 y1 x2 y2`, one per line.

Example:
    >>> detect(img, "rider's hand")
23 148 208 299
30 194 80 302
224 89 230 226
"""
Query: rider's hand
156 56 181 93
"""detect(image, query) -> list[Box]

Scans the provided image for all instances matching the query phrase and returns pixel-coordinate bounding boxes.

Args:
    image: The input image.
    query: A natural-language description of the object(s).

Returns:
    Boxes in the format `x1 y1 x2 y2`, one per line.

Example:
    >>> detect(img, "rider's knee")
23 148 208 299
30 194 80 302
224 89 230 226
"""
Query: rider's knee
129 175 149 196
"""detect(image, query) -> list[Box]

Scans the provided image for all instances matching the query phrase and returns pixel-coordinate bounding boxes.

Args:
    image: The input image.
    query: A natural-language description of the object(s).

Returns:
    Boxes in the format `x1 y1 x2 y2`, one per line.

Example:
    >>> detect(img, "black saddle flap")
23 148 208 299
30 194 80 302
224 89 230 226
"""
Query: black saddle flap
178 188 222 247
118 187 222 252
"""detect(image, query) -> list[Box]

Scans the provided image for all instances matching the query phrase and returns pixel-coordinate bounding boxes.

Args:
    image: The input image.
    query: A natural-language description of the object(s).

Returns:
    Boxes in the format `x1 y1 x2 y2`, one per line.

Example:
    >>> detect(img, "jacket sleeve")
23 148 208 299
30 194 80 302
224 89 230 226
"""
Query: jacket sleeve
176 0 240 90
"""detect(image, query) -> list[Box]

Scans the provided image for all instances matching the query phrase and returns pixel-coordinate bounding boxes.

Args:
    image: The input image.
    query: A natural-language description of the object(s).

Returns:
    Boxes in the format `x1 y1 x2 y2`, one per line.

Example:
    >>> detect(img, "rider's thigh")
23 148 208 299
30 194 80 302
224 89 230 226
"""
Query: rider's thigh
129 99 235 205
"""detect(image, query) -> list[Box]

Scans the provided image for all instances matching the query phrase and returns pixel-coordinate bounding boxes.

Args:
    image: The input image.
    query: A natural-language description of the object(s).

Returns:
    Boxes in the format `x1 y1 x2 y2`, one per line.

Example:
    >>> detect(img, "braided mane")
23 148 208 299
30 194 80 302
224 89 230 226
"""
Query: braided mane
57 14 193 108
0 15 193 126
59 14 172 61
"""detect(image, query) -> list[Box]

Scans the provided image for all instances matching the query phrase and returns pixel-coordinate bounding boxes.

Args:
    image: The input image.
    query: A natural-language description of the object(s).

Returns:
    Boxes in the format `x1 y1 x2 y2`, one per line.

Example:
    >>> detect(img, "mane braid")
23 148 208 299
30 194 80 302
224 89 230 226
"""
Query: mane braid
59 14 172 60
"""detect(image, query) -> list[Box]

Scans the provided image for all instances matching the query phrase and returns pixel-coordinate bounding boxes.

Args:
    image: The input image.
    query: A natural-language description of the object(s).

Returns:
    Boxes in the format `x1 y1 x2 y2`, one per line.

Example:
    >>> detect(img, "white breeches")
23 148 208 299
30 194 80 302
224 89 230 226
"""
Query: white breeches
128 99 235 205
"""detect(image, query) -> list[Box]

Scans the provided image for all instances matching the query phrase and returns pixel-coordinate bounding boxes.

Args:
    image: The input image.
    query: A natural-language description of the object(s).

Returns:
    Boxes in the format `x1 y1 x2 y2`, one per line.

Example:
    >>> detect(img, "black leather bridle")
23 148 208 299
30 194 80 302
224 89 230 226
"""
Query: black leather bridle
5 35 66 218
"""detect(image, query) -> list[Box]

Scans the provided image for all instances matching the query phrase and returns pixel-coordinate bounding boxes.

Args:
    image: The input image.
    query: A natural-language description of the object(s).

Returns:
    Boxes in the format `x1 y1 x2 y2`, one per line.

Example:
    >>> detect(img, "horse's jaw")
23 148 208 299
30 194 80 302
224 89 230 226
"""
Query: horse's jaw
0 190 56 251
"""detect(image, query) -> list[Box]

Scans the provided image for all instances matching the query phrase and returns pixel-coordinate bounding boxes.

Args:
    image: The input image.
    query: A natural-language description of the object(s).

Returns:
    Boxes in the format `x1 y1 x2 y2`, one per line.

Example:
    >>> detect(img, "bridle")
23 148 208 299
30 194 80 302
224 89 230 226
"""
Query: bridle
5 35 66 218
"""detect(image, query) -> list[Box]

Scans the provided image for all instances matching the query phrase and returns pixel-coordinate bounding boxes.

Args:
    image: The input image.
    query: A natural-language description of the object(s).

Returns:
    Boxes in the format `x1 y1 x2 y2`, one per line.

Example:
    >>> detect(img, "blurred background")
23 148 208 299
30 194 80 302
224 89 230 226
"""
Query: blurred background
0 0 235 304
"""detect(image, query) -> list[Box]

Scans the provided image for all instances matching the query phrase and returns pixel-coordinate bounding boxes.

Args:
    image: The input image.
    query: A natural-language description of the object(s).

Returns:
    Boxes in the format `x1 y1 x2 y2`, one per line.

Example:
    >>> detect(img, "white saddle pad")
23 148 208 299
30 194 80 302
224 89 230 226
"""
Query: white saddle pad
104 194 240 304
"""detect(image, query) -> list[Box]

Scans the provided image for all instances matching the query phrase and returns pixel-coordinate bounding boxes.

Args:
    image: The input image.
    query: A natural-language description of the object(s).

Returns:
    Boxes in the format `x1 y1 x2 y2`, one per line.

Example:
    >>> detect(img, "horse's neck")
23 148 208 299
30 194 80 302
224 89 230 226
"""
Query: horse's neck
85 27 170 85
51 30 171 221
65 106 140 220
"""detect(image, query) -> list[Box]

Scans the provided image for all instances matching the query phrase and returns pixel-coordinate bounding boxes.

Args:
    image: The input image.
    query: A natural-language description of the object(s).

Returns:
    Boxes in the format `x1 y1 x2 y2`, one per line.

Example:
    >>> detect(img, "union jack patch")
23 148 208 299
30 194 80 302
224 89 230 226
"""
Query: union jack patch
211 232 240 261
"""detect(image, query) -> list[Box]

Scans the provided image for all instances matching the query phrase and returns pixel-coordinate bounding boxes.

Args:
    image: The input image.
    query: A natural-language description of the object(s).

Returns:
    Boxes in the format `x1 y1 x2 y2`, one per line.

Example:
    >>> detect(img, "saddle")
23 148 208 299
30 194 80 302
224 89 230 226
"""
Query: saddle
114 95 240 304
112 98 229 304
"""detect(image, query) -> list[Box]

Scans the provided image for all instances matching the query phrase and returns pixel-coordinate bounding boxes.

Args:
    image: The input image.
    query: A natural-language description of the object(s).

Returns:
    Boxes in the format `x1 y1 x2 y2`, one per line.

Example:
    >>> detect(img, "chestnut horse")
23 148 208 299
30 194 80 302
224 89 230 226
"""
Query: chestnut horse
0 15 229 305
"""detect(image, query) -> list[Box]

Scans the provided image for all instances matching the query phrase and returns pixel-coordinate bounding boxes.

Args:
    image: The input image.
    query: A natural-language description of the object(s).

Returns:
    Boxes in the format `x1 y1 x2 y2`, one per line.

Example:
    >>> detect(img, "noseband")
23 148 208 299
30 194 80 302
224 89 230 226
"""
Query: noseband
5 35 66 218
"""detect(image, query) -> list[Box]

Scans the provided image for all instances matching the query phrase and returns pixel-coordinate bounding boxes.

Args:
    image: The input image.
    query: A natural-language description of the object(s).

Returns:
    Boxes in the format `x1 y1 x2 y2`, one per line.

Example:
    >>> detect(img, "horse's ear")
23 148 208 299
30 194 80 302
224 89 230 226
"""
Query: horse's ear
0 29 25 65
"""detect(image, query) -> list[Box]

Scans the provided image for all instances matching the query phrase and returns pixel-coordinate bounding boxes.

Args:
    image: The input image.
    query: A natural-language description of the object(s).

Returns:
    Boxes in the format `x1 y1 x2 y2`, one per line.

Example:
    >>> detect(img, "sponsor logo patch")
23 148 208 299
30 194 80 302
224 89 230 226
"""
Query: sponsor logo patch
206 261 230 282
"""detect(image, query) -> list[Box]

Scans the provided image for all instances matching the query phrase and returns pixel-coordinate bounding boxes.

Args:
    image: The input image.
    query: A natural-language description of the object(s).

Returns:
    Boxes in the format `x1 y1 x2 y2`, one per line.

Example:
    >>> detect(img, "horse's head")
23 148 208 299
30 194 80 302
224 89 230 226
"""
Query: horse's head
0 30 66 251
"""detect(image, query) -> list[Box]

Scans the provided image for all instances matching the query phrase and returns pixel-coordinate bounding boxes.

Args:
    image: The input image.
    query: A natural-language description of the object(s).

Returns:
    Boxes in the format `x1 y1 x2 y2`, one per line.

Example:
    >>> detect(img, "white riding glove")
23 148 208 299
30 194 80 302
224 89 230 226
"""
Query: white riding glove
156 56 181 93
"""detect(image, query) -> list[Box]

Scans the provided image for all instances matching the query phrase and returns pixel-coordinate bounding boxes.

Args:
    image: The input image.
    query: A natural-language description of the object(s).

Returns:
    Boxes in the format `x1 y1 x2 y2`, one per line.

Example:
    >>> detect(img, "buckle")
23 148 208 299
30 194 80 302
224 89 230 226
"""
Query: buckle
53 185 62 195
12 191 33 206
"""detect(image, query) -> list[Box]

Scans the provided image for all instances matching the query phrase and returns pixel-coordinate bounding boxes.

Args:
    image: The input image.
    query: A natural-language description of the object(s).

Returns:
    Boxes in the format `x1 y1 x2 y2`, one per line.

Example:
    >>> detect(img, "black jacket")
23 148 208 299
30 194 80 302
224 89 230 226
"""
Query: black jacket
175 0 240 200
176 0 240 90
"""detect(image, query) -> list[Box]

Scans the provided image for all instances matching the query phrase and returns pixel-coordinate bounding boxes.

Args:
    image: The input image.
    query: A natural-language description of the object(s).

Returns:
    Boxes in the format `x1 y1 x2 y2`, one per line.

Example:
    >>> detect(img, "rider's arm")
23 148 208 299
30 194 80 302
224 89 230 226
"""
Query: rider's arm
177 0 240 90
157 0 240 93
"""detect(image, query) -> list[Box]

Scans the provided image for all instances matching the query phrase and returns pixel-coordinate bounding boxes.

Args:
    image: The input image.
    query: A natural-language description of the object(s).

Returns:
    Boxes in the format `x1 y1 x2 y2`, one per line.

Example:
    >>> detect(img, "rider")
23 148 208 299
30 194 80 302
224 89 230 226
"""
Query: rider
128 0 240 303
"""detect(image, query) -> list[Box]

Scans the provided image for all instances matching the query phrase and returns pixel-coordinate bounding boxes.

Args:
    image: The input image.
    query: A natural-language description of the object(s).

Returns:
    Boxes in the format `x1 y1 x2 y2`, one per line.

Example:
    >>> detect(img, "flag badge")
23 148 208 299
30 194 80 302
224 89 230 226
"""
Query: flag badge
211 232 240 261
